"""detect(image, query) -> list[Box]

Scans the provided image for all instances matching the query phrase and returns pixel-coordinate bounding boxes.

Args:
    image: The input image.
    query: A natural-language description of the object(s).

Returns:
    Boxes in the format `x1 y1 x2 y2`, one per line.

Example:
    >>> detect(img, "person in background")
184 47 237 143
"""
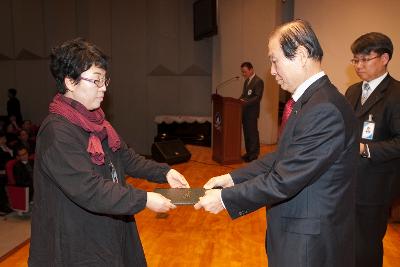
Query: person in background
7 88 22 123
21 119 37 137
0 131 13 214
28 37 190 267
195 20 358 267
239 62 264 162
8 115 21 131
15 129 35 154
13 145 34 201
0 116 7 132
345 32 400 267
5 117 19 148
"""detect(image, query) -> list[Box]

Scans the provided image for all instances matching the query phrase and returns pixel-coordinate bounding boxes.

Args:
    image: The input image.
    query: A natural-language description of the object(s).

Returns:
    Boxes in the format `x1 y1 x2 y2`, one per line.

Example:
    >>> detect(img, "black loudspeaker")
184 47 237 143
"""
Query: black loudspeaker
151 139 191 165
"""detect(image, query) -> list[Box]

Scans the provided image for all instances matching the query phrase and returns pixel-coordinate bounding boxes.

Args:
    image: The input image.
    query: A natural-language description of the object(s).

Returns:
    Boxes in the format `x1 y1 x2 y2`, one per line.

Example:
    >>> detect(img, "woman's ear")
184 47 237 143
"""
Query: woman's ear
64 77 75 92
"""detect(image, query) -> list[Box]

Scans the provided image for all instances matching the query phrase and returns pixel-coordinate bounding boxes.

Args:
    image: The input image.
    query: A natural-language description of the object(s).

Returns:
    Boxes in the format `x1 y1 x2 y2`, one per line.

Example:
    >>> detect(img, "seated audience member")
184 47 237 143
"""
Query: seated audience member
16 129 36 154
5 122 18 148
13 145 34 201
0 116 7 132
0 131 13 214
21 119 38 138
8 115 21 132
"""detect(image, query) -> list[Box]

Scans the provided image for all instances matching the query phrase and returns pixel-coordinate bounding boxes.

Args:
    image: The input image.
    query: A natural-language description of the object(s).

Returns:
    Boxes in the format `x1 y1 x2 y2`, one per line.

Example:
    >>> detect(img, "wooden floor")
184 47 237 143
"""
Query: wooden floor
1 145 399 266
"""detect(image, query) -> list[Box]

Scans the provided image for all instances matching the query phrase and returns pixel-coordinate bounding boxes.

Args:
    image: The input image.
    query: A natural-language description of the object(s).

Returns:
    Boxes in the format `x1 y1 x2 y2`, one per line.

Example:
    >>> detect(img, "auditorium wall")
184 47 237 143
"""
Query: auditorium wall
0 0 212 154
3 0 398 153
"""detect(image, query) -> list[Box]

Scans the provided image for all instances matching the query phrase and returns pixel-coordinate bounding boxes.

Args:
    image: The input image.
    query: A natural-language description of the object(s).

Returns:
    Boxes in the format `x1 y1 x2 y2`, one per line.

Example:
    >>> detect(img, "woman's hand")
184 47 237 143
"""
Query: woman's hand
146 192 176 213
166 169 190 188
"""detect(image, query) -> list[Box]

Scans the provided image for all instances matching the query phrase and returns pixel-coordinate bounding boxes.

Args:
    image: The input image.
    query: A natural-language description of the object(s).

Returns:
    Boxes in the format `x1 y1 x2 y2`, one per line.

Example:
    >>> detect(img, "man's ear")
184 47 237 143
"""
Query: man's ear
296 46 309 66
381 53 390 66
64 77 75 92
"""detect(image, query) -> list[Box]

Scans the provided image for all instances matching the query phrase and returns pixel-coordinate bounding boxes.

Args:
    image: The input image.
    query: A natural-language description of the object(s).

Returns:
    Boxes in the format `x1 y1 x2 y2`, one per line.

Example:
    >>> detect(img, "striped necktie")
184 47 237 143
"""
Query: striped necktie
361 83 371 105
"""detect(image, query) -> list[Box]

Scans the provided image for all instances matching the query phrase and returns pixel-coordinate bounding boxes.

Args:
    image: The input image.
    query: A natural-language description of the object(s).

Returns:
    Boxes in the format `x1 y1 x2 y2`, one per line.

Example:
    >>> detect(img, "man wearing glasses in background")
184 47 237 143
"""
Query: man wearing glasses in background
345 32 400 267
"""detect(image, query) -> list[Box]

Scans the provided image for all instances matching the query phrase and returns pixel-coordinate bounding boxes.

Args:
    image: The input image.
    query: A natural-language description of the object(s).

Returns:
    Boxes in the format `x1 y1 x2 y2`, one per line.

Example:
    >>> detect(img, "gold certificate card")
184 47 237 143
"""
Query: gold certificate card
154 188 206 205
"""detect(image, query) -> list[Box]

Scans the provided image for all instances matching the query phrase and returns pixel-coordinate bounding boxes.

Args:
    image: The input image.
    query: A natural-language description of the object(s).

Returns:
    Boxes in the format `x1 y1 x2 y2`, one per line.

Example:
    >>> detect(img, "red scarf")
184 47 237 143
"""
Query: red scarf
49 93 120 165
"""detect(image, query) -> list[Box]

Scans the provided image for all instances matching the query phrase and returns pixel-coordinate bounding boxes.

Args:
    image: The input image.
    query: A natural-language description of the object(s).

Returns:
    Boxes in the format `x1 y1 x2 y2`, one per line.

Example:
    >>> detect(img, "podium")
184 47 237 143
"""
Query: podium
212 94 242 164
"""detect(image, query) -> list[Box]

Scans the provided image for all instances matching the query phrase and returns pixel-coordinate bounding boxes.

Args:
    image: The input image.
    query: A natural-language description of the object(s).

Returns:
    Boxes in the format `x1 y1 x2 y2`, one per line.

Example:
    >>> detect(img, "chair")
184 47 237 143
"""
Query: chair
5 159 29 214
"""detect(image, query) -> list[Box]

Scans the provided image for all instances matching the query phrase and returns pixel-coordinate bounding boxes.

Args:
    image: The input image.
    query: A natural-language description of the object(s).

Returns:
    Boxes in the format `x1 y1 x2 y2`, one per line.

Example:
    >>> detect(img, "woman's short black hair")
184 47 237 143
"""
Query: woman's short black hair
49 37 108 94
272 19 323 61
351 32 393 60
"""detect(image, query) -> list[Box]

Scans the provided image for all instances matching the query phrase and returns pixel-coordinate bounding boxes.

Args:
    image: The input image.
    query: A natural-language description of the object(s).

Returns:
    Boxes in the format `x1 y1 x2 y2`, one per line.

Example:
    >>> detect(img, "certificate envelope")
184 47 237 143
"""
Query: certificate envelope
154 188 206 205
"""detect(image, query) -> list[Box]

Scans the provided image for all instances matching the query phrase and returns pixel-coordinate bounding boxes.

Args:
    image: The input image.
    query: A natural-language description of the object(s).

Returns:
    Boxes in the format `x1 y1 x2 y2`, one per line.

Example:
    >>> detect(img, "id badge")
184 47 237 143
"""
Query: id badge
361 114 375 140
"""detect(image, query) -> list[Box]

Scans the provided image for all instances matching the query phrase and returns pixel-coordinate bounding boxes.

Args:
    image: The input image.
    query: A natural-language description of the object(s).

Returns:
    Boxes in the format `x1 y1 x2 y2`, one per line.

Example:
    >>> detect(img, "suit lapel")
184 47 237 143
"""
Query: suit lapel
247 76 256 89
297 75 330 109
347 83 362 109
356 75 391 117
282 75 330 134
242 79 249 94
277 75 330 150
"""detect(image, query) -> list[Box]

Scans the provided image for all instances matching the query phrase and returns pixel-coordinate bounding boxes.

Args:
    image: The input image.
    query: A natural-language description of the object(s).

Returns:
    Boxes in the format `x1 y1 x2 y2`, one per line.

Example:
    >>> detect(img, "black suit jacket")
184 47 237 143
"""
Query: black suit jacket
13 159 34 187
239 75 264 118
345 74 400 204
222 75 358 267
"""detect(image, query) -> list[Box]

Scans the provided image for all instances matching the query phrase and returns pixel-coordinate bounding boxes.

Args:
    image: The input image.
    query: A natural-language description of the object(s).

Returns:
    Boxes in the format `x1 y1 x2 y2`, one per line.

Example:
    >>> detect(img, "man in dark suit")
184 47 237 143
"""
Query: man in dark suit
345 32 400 267
239 62 264 162
195 20 358 267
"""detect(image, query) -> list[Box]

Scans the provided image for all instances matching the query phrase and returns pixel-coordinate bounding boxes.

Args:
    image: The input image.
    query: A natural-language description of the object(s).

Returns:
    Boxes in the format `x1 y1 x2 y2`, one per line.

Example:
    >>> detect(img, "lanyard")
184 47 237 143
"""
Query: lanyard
108 160 118 183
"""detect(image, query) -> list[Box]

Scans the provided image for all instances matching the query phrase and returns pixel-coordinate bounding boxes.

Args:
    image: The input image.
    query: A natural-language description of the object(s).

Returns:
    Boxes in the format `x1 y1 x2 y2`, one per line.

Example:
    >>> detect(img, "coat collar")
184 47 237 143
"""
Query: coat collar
355 74 392 117
277 75 330 147
295 75 330 108
246 74 258 88
282 75 329 121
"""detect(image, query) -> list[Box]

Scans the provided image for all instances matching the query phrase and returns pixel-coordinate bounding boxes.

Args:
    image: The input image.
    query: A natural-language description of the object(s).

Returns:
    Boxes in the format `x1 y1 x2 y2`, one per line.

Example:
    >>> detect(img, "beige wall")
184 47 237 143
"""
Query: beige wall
295 0 400 93
212 0 280 145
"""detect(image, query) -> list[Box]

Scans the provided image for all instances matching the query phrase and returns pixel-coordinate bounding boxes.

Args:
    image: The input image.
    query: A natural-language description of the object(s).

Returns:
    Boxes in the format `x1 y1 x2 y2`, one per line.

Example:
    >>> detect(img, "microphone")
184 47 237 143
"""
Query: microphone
215 76 240 95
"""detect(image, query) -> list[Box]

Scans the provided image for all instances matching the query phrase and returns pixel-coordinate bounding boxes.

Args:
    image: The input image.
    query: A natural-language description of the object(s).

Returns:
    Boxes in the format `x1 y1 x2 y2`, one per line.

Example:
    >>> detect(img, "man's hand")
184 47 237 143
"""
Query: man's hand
203 174 234 189
194 189 224 214
146 192 176 213
166 169 190 188
359 143 364 154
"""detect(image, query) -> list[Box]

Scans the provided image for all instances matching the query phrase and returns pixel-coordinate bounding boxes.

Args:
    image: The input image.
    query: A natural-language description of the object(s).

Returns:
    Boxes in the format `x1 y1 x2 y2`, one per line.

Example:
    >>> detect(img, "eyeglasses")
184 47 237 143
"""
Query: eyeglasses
350 55 380 65
80 76 110 88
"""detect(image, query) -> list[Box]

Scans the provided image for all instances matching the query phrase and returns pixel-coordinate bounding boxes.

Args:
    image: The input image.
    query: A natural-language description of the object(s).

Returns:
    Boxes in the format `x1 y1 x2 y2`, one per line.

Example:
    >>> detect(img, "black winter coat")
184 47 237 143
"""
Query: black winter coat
29 114 170 267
